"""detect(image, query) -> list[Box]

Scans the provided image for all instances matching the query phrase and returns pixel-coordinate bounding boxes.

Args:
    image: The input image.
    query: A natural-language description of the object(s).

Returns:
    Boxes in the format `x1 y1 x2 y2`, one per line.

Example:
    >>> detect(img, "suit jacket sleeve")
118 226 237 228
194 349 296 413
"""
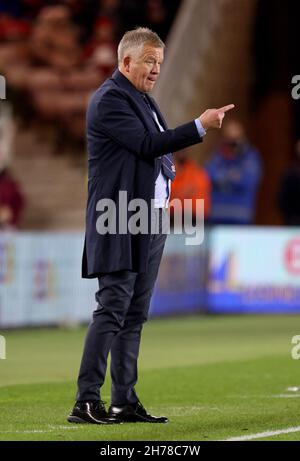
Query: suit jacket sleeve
96 88 203 159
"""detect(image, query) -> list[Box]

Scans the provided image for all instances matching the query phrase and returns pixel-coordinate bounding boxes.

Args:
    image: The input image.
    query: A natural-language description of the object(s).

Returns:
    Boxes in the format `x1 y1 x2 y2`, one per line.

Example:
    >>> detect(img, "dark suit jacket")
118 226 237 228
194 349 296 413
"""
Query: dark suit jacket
82 69 202 278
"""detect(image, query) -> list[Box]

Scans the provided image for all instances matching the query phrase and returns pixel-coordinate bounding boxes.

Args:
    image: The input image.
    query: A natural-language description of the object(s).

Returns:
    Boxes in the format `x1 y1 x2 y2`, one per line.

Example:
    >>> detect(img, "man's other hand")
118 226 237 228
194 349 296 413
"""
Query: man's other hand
199 104 235 131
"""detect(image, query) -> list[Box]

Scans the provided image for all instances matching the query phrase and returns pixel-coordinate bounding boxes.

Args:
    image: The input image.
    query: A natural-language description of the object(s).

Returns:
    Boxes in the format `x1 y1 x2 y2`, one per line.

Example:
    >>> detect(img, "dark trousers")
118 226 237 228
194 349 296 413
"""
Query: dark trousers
76 208 168 405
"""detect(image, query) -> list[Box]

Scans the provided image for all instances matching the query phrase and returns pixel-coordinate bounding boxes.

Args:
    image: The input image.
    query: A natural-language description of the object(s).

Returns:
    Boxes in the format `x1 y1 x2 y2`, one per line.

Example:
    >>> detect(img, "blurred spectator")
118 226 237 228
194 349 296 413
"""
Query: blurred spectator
278 140 300 225
0 12 31 41
97 0 120 25
145 0 168 40
83 16 117 76
206 120 262 225
118 0 146 36
29 5 80 70
119 0 181 40
0 104 24 229
0 167 24 229
145 0 182 40
62 0 99 43
170 150 211 225
0 9 31 85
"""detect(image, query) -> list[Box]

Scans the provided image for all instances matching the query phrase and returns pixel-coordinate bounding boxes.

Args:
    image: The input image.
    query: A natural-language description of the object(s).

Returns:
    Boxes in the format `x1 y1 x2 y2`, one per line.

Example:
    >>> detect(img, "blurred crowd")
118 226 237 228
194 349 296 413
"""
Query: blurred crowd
1 1 299 230
0 0 181 151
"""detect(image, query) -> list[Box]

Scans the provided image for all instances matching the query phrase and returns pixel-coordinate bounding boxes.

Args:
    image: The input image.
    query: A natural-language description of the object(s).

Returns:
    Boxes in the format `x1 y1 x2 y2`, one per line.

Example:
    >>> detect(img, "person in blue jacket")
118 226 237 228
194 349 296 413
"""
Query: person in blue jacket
206 120 262 225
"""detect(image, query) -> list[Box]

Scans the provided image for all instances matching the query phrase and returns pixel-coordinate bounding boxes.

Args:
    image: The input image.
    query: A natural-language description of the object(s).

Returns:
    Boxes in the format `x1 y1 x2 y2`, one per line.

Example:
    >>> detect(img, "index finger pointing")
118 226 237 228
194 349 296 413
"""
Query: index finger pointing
217 104 235 113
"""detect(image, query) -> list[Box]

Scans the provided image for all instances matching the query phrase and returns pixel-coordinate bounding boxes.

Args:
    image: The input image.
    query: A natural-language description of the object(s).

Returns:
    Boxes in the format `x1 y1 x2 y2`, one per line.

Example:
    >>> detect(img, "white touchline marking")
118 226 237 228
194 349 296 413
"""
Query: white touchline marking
0 426 80 434
272 394 300 398
224 426 300 441
228 394 300 399
50 426 81 430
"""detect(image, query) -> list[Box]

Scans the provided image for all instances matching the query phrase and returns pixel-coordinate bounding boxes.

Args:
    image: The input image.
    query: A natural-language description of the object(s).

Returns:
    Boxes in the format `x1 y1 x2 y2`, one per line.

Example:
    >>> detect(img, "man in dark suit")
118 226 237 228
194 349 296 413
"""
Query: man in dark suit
68 27 234 425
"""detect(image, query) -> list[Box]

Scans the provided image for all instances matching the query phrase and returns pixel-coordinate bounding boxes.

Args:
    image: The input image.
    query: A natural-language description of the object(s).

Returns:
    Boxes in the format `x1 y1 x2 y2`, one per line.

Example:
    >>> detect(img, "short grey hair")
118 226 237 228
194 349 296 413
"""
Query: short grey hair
117 27 165 65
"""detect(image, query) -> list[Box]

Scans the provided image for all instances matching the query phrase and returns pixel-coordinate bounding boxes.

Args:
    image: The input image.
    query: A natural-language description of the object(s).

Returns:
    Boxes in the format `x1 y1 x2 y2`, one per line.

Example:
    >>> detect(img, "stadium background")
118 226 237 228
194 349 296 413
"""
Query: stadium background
1 0 300 442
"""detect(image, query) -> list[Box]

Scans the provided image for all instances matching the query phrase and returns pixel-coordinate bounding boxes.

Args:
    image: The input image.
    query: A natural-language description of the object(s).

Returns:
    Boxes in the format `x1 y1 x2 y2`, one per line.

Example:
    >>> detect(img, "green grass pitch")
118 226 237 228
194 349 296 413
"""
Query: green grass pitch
1 315 300 441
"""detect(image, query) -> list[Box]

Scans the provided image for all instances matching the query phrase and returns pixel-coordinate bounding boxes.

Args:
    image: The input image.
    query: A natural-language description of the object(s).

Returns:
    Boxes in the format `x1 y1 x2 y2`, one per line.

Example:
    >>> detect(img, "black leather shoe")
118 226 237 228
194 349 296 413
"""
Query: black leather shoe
108 401 168 423
67 400 121 424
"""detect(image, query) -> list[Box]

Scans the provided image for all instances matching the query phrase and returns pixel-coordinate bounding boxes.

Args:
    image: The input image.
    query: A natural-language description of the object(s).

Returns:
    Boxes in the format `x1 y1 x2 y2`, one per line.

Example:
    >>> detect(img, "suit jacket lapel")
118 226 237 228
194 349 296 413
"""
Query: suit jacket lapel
148 95 168 130
111 69 161 134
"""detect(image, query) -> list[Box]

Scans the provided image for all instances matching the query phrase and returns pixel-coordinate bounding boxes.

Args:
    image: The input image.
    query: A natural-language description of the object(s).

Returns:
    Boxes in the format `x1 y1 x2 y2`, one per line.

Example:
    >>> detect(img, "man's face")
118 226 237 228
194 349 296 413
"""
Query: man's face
125 44 164 93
